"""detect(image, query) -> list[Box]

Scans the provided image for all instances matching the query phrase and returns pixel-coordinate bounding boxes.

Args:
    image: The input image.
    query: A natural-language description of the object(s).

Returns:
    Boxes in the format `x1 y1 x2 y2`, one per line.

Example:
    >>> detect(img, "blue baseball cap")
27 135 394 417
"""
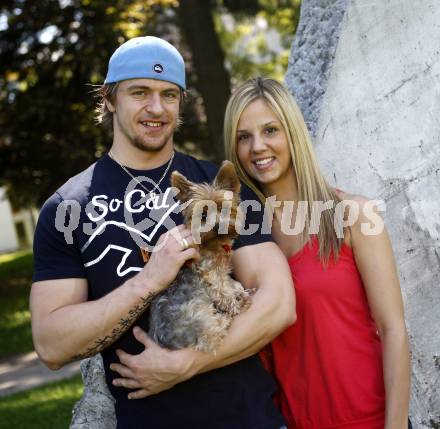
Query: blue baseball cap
104 36 186 89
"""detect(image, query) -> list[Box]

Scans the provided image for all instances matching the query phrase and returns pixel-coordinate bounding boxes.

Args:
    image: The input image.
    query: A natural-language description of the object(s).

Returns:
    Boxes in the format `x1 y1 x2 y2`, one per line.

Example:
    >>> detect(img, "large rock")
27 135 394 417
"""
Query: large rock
285 0 348 136
70 355 116 429
286 0 440 427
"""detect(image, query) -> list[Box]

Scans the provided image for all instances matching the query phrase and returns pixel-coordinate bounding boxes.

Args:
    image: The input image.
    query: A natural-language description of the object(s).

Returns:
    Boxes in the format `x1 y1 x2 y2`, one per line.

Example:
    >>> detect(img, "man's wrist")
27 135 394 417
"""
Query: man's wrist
183 349 212 376
128 272 160 300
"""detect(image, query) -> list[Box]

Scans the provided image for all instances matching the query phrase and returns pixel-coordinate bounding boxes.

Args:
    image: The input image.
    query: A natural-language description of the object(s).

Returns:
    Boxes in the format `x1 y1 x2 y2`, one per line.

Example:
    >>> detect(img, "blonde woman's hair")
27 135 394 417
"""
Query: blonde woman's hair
224 77 343 264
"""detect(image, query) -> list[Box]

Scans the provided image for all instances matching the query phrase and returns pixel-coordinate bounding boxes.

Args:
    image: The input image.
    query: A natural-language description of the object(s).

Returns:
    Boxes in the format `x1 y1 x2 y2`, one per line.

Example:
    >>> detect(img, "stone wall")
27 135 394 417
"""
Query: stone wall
286 0 440 427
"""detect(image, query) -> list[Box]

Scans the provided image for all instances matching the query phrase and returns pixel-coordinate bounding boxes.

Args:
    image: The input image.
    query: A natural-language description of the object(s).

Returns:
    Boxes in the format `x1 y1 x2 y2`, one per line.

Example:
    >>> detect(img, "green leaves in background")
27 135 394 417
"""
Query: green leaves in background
0 0 300 207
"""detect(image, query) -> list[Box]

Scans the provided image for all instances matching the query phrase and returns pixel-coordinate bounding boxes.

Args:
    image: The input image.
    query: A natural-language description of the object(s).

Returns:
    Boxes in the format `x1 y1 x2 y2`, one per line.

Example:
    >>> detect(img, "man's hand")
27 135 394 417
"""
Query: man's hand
110 326 202 399
134 225 199 295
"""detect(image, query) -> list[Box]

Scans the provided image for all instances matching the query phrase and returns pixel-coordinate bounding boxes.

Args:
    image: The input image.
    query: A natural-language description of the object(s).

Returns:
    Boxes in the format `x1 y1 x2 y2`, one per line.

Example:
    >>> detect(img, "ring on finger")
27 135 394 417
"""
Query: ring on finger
181 237 189 250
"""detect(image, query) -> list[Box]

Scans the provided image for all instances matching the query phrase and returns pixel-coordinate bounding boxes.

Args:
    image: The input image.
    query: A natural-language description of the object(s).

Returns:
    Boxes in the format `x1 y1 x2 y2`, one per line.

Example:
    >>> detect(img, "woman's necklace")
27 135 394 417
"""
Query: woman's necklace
108 149 175 200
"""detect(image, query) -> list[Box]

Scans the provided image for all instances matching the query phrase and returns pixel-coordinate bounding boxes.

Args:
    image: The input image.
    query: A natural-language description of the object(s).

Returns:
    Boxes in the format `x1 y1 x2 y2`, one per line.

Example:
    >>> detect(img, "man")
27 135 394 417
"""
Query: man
31 36 295 429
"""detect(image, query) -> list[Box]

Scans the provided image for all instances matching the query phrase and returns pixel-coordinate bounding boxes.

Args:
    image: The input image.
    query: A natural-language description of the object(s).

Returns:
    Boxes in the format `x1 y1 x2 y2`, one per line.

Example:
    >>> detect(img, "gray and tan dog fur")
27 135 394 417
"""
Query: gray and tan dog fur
148 161 251 353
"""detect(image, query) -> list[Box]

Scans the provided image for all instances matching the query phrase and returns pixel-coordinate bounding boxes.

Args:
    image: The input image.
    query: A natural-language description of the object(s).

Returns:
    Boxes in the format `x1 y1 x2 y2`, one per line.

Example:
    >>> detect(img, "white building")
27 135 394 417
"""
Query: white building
0 187 38 253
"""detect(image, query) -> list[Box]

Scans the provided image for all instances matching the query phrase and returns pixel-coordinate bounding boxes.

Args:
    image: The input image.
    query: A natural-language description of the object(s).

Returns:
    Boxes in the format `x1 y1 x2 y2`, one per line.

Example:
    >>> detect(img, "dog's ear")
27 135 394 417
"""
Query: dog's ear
214 160 241 193
171 170 193 201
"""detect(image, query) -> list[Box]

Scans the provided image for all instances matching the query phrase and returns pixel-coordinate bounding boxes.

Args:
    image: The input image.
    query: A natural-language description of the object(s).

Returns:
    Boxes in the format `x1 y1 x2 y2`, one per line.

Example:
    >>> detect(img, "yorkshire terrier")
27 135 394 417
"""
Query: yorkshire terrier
148 161 252 353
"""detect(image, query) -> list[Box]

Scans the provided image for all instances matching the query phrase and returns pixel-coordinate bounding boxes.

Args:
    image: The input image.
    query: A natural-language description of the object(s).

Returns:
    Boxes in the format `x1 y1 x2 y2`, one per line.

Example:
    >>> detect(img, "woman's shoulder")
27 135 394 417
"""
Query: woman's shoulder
334 190 385 247
336 190 387 250
335 189 382 214
335 189 368 204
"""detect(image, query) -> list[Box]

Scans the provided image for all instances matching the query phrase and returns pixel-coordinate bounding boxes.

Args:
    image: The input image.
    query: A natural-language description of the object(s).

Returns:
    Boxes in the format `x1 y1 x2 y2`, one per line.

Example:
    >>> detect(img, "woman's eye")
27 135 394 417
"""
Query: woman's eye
237 134 249 142
265 127 277 134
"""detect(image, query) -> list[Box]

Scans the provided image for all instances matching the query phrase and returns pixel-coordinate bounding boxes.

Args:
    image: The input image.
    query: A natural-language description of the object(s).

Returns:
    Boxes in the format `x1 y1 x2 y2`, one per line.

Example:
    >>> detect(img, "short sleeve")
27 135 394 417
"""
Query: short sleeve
32 192 86 282
233 183 274 250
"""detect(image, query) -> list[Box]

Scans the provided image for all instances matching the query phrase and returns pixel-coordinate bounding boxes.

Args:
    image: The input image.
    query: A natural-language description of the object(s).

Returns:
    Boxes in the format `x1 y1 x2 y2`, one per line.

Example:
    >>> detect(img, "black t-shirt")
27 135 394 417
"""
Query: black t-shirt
33 151 285 429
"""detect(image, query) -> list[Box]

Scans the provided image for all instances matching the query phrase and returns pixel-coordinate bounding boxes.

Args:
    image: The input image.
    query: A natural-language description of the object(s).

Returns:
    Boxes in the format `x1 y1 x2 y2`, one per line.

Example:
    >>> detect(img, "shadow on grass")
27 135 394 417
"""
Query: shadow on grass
0 250 34 359
0 375 83 428
0 312 33 360
0 250 33 281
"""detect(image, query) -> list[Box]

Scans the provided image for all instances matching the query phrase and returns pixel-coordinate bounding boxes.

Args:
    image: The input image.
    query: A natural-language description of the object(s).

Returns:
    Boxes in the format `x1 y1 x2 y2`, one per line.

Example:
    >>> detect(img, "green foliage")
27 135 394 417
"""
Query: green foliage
215 0 301 84
0 375 83 429
0 0 129 206
259 0 301 45
0 250 34 359
0 0 301 206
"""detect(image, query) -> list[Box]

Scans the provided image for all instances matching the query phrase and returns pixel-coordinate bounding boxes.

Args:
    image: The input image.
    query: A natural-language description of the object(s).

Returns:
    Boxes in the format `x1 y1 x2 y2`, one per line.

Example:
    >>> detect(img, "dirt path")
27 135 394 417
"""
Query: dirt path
0 351 81 397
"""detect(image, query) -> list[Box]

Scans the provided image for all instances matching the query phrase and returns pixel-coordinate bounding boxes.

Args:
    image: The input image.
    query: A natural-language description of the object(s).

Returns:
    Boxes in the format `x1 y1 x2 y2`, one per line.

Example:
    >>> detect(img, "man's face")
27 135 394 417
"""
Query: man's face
107 78 181 153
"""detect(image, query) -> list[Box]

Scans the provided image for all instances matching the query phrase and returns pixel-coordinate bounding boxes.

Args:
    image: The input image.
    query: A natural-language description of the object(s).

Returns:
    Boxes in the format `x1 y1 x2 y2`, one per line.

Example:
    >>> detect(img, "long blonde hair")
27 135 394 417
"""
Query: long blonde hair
224 77 343 263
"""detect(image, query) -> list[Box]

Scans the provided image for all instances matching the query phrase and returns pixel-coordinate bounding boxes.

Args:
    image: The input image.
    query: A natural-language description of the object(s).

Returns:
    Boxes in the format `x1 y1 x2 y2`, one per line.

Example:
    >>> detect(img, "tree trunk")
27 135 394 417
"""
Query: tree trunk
178 0 231 163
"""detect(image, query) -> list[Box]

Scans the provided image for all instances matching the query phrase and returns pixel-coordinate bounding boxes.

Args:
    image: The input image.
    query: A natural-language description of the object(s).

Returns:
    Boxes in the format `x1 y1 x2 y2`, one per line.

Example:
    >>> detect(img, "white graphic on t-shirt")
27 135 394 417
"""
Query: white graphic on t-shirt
86 188 175 223
82 199 180 277
84 244 142 277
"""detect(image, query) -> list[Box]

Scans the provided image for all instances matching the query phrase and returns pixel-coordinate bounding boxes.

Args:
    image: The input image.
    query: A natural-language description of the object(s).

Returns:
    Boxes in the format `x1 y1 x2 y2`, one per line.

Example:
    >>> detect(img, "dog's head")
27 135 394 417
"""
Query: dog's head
171 161 242 250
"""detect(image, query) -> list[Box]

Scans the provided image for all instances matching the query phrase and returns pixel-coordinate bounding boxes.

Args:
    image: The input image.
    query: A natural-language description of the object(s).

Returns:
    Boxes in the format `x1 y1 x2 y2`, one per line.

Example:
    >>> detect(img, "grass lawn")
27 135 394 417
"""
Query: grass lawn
0 249 34 359
0 375 83 428
0 251 84 427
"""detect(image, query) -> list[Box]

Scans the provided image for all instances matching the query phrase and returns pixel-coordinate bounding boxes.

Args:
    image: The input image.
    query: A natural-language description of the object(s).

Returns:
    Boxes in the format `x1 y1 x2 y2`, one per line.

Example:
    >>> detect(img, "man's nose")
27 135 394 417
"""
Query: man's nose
145 93 164 116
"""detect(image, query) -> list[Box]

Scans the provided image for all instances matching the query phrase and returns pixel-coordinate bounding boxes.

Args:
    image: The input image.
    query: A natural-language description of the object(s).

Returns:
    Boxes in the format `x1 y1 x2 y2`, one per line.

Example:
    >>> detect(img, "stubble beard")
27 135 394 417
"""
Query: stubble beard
119 118 176 153
131 133 172 153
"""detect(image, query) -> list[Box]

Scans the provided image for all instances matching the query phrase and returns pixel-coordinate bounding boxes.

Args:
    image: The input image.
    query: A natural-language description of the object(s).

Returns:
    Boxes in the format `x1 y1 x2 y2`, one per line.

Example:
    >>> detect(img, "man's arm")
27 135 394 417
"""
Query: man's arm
31 276 153 369
31 225 199 370
197 241 296 370
111 241 296 398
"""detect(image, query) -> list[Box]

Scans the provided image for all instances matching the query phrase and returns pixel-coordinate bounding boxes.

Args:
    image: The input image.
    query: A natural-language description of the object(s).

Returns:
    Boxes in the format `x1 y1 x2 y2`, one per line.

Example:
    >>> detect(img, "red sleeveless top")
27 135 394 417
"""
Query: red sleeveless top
270 238 385 429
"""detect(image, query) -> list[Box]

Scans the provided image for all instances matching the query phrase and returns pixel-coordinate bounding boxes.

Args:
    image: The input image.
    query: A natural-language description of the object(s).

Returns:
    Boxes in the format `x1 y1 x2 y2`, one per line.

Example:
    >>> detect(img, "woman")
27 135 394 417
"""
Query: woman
224 77 410 429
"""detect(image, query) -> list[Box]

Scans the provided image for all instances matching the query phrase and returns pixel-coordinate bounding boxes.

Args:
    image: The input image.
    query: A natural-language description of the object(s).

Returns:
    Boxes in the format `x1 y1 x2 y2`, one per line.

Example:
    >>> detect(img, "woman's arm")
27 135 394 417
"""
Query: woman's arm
349 195 410 429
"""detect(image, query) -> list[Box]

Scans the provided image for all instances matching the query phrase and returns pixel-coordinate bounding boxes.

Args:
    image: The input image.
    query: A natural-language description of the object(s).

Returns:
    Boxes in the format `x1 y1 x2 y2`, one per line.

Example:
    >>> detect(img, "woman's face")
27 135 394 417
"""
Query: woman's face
236 98 293 190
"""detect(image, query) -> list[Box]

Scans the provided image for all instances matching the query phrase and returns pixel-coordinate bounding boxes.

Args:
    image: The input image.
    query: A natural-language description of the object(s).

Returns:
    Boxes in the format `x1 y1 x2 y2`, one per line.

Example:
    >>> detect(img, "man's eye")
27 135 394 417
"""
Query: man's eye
164 92 178 99
132 90 145 96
